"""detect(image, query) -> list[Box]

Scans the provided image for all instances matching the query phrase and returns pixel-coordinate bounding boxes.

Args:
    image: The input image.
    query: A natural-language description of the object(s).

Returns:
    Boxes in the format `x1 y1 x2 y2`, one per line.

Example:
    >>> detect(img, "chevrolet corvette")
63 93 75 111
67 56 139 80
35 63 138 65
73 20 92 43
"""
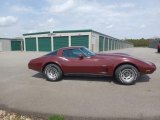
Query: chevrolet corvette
28 46 156 85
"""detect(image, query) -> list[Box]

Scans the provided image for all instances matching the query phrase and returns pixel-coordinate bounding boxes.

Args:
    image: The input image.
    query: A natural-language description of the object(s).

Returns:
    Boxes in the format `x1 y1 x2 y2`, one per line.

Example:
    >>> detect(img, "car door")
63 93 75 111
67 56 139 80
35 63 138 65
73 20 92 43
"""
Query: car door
59 48 99 74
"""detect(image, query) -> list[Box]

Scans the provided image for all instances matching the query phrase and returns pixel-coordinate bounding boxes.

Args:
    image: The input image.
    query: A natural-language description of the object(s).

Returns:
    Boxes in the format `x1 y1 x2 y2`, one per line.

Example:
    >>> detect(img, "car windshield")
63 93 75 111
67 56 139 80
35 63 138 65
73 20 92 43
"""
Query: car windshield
80 47 96 57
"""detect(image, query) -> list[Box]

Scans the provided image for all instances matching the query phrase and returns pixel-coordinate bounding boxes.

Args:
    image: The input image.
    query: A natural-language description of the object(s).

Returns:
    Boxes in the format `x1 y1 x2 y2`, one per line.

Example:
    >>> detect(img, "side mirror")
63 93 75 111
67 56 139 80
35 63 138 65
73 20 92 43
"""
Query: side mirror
79 54 84 59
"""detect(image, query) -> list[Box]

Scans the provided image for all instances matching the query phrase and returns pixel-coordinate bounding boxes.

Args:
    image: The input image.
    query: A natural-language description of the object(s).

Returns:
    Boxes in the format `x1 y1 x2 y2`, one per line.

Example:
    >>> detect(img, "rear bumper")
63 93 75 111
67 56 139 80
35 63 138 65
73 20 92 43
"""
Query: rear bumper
28 61 36 70
28 62 33 69
28 60 41 72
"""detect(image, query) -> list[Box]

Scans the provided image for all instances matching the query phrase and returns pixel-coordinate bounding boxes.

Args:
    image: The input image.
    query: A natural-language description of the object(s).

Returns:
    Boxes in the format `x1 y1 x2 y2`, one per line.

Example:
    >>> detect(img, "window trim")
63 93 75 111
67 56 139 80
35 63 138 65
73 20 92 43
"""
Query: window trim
62 48 86 58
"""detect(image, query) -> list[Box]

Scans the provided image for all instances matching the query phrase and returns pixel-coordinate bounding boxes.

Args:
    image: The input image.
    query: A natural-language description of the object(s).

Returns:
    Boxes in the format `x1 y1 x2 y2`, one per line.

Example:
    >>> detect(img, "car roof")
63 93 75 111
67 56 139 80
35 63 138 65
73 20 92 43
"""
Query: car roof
58 46 84 50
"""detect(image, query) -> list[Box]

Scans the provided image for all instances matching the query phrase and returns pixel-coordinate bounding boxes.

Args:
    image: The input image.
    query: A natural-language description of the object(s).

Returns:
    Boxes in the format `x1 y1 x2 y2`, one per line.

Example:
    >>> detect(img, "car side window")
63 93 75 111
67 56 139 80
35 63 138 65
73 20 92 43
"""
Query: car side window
46 50 58 56
63 49 83 58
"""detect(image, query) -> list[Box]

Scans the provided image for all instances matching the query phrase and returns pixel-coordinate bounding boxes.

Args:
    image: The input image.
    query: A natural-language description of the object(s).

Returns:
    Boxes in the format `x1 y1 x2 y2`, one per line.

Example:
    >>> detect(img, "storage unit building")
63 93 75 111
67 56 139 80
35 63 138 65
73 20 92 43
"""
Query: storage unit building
23 29 133 52
0 38 23 51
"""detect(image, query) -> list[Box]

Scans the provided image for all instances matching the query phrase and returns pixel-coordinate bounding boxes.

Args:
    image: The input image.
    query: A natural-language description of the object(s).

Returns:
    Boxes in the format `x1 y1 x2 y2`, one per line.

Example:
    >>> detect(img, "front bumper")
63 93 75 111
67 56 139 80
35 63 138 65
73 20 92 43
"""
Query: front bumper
143 62 156 74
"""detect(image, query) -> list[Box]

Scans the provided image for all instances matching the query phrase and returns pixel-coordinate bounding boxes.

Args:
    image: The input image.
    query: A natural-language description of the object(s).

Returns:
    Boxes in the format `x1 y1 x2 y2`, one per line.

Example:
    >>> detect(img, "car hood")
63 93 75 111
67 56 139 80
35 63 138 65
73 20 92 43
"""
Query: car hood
95 53 154 65
95 53 147 62
96 53 130 58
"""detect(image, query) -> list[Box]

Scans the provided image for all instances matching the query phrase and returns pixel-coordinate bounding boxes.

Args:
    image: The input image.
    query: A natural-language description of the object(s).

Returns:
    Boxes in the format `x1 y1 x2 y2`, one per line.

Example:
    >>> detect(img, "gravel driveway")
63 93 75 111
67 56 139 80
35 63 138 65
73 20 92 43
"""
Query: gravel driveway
0 47 160 120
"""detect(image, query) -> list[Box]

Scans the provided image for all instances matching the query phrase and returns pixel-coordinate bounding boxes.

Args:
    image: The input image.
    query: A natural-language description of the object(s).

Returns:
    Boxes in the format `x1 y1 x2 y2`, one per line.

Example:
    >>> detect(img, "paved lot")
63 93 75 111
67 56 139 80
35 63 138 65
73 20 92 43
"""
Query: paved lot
0 48 160 119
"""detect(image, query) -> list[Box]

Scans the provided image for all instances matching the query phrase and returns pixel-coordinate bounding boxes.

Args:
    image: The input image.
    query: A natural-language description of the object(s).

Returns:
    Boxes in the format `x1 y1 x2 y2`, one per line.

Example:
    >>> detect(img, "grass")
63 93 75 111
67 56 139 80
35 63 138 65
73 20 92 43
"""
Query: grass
0 109 65 120
49 114 64 120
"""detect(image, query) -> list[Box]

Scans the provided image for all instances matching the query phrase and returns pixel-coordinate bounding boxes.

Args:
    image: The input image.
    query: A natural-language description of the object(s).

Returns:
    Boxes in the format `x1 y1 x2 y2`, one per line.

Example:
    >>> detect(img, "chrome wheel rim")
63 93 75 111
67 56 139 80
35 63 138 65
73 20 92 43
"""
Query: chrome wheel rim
119 69 137 83
46 66 58 80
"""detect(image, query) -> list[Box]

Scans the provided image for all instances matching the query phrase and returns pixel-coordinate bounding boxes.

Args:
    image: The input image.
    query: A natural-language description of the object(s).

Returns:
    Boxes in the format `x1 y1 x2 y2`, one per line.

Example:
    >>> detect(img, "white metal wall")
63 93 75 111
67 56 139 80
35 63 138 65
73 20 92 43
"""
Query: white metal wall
0 40 11 51
91 32 99 52
0 41 2 51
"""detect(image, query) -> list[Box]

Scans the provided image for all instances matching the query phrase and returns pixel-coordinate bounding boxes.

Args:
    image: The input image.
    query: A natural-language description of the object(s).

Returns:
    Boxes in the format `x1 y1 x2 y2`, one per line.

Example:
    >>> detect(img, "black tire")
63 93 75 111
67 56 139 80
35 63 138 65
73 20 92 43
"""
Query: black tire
158 49 160 53
114 64 140 85
44 64 63 82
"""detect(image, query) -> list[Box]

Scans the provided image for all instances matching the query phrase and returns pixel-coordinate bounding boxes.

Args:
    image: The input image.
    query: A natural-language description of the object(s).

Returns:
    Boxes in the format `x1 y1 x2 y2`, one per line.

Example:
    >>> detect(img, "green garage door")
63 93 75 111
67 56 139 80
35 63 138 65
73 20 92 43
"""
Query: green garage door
117 40 119 49
71 35 89 48
54 36 69 50
104 38 108 51
11 41 21 51
99 36 104 51
115 40 118 49
25 38 36 51
38 37 51 51
112 39 115 50
109 38 112 50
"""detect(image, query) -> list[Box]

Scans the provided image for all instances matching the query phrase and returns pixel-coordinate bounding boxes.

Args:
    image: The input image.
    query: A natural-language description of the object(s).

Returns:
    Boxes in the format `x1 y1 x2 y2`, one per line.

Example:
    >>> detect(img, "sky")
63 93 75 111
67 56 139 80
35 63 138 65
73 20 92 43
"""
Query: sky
0 0 160 39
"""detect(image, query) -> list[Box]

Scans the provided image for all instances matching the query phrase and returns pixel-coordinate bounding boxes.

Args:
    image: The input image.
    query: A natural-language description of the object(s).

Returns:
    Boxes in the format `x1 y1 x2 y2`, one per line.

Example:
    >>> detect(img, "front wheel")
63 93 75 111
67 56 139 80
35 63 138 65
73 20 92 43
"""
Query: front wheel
114 64 140 85
44 64 63 82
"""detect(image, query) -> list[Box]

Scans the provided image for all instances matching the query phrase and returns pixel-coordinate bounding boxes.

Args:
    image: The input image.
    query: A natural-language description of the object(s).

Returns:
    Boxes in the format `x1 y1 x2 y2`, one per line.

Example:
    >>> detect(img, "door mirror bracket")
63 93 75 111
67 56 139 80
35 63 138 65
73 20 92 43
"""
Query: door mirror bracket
79 54 84 59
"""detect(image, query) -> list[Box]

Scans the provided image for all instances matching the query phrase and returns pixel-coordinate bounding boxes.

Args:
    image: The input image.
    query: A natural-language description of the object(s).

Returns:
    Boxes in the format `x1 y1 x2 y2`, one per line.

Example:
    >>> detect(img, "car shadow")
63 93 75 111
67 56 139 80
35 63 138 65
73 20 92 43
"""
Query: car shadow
32 73 46 79
32 73 150 84
63 76 113 83
155 51 160 53
137 74 150 83
32 73 113 83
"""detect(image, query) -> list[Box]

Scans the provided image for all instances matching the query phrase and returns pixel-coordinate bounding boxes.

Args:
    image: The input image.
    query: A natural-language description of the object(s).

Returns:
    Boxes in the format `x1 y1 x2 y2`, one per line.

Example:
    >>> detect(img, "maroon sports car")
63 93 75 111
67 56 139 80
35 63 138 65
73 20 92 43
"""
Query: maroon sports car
28 46 156 85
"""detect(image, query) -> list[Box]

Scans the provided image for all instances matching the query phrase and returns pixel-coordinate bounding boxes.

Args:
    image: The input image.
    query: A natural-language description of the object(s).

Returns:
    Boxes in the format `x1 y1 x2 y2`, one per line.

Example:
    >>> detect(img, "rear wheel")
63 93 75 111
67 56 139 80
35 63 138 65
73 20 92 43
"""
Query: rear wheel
158 49 160 53
114 64 140 85
44 64 63 82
